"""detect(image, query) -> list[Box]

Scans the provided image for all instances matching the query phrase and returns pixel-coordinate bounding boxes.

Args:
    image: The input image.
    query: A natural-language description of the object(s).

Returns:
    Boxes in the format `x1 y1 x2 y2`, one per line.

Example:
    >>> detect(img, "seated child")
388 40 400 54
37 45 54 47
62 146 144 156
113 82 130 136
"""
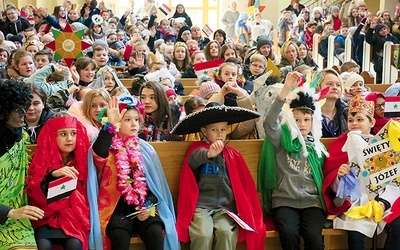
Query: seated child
260 72 329 249
323 96 400 249
88 94 179 249
341 72 369 103
26 116 90 249
172 103 266 250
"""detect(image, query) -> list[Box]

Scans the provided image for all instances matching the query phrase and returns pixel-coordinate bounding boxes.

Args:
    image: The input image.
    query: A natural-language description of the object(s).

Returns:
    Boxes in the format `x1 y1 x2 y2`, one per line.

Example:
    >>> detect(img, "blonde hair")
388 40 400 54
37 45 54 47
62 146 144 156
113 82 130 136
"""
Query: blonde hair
280 40 299 59
82 89 111 126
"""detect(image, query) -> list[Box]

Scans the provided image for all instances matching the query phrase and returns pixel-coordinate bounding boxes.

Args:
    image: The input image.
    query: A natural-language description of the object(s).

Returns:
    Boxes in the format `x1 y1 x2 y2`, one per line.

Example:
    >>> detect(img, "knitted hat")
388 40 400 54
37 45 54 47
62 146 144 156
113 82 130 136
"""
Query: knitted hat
357 1 366 7
164 31 177 43
256 36 272 50
154 39 164 49
330 5 340 12
165 88 176 98
344 73 364 88
349 95 374 119
375 23 386 33
199 81 221 99
9 35 23 46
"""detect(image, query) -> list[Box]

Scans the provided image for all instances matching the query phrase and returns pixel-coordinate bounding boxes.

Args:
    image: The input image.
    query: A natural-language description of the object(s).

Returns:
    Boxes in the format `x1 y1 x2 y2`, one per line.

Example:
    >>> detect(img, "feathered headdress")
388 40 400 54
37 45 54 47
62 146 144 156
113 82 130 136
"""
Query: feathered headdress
281 73 330 158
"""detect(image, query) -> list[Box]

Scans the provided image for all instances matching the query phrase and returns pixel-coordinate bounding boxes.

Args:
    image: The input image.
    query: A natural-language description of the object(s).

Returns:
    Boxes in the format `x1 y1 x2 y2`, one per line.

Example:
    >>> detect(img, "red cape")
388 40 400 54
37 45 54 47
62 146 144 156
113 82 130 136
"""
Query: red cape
176 141 266 249
322 133 352 215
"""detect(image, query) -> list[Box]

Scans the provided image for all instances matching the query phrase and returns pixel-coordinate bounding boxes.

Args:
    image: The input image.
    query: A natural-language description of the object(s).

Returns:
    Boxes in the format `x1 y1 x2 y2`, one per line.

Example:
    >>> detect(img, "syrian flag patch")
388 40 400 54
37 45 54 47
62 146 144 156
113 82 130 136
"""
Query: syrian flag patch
384 96 400 118
47 176 77 204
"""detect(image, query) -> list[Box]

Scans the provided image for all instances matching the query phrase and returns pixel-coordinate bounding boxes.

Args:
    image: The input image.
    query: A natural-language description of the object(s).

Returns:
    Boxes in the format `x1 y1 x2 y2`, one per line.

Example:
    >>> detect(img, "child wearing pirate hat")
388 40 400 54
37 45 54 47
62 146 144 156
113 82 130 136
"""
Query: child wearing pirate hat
172 103 266 250
260 71 329 249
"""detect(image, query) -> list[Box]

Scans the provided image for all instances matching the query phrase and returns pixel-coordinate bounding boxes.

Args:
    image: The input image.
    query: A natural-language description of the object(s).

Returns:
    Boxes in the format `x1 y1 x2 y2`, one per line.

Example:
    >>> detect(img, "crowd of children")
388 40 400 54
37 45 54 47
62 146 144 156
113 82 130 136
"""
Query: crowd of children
1 0 400 249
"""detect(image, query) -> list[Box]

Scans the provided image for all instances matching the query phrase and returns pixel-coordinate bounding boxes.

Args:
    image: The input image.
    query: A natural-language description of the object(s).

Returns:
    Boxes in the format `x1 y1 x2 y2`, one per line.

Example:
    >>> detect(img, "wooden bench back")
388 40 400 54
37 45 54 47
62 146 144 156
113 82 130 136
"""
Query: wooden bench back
26 138 334 203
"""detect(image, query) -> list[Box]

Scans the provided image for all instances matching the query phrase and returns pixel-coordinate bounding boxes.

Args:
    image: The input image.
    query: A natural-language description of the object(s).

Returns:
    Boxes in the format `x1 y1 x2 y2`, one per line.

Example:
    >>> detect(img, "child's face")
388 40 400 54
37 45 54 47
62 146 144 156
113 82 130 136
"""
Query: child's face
298 44 307 58
168 95 177 105
193 53 206 64
108 34 117 42
68 10 80 21
220 65 238 82
174 46 186 61
35 55 50 69
93 25 102 34
161 78 173 88
0 51 8 63
79 64 95 82
200 121 228 143
249 61 265 76
56 128 77 156
349 81 364 96
118 109 140 139
166 40 175 46
104 71 116 91
346 66 359 73
140 87 158 115
375 97 385 118
209 42 219 57
89 96 107 122
319 73 342 100
26 45 39 56
135 45 148 55
341 27 349 37
160 20 169 30
117 31 125 42
259 44 271 57
25 93 44 124
93 49 109 68
293 110 313 137
223 48 236 60
15 55 35 77
347 113 374 134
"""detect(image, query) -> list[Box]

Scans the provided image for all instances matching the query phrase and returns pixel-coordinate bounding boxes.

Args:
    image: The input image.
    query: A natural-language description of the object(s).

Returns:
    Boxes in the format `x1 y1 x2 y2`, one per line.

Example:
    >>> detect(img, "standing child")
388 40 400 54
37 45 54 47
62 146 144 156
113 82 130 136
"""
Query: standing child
260 72 329 249
172 103 265 250
26 116 90 250
89 94 178 250
323 96 400 249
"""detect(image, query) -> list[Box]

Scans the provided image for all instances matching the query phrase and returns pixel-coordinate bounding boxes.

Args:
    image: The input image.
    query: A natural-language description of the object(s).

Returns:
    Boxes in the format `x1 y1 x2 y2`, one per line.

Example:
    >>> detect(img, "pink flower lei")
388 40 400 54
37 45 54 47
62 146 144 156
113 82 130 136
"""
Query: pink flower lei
111 135 147 207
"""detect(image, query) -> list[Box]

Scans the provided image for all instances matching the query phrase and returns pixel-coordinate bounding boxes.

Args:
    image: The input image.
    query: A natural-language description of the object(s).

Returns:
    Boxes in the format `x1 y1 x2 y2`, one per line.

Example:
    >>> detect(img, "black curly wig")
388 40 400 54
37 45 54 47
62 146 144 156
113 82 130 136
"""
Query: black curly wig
0 79 32 122
290 91 315 112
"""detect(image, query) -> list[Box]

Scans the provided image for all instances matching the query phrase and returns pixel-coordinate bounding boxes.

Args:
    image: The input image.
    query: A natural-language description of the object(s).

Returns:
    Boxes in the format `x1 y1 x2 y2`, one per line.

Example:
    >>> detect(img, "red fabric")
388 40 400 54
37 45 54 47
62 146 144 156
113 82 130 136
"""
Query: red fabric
176 141 266 249
124 44 133 61
26 117 90 249
322 133 352 215
304 29 314 50
332 16 342 31
385 198 400 223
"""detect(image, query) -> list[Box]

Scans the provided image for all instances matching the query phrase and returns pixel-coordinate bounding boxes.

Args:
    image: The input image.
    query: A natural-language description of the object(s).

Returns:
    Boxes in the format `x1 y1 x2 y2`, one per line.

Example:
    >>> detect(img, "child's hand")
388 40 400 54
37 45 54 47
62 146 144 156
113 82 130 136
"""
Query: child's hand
278 72 302 100
69 66 79 84
137 208 150 221
67 85 79 94
225 81 245 97
52 166 79 179
207 140 224 158
132 53 145 68
106 96 127 125
338 164 350 178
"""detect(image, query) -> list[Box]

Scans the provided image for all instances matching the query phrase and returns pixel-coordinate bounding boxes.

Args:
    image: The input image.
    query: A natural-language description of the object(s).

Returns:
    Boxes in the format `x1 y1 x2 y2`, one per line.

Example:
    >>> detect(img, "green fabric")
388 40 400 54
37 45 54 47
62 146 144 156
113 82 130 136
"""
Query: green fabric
258 124 326 215
0 139 36 250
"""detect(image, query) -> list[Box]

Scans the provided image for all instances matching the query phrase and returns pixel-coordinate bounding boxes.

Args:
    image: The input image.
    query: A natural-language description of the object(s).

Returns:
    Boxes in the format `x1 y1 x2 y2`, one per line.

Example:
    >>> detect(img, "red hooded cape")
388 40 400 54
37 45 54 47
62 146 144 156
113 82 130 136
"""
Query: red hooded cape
322 133 352 215
176 141 266 249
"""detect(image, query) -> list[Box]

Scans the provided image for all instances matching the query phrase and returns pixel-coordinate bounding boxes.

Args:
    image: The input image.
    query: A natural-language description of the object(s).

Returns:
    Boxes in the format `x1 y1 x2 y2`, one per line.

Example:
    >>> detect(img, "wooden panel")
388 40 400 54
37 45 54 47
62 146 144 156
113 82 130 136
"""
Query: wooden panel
183 86 199 96
179 78 198 87
366 84 391 93
120 78 133 88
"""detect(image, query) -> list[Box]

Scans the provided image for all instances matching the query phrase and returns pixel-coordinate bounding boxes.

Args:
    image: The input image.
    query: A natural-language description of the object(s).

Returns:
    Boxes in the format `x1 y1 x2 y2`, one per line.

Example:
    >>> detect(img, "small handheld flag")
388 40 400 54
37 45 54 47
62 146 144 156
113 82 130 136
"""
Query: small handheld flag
202 24 213 37
47 176 77 204
159 3 171 16
384 96 400 118
193 59 225 79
